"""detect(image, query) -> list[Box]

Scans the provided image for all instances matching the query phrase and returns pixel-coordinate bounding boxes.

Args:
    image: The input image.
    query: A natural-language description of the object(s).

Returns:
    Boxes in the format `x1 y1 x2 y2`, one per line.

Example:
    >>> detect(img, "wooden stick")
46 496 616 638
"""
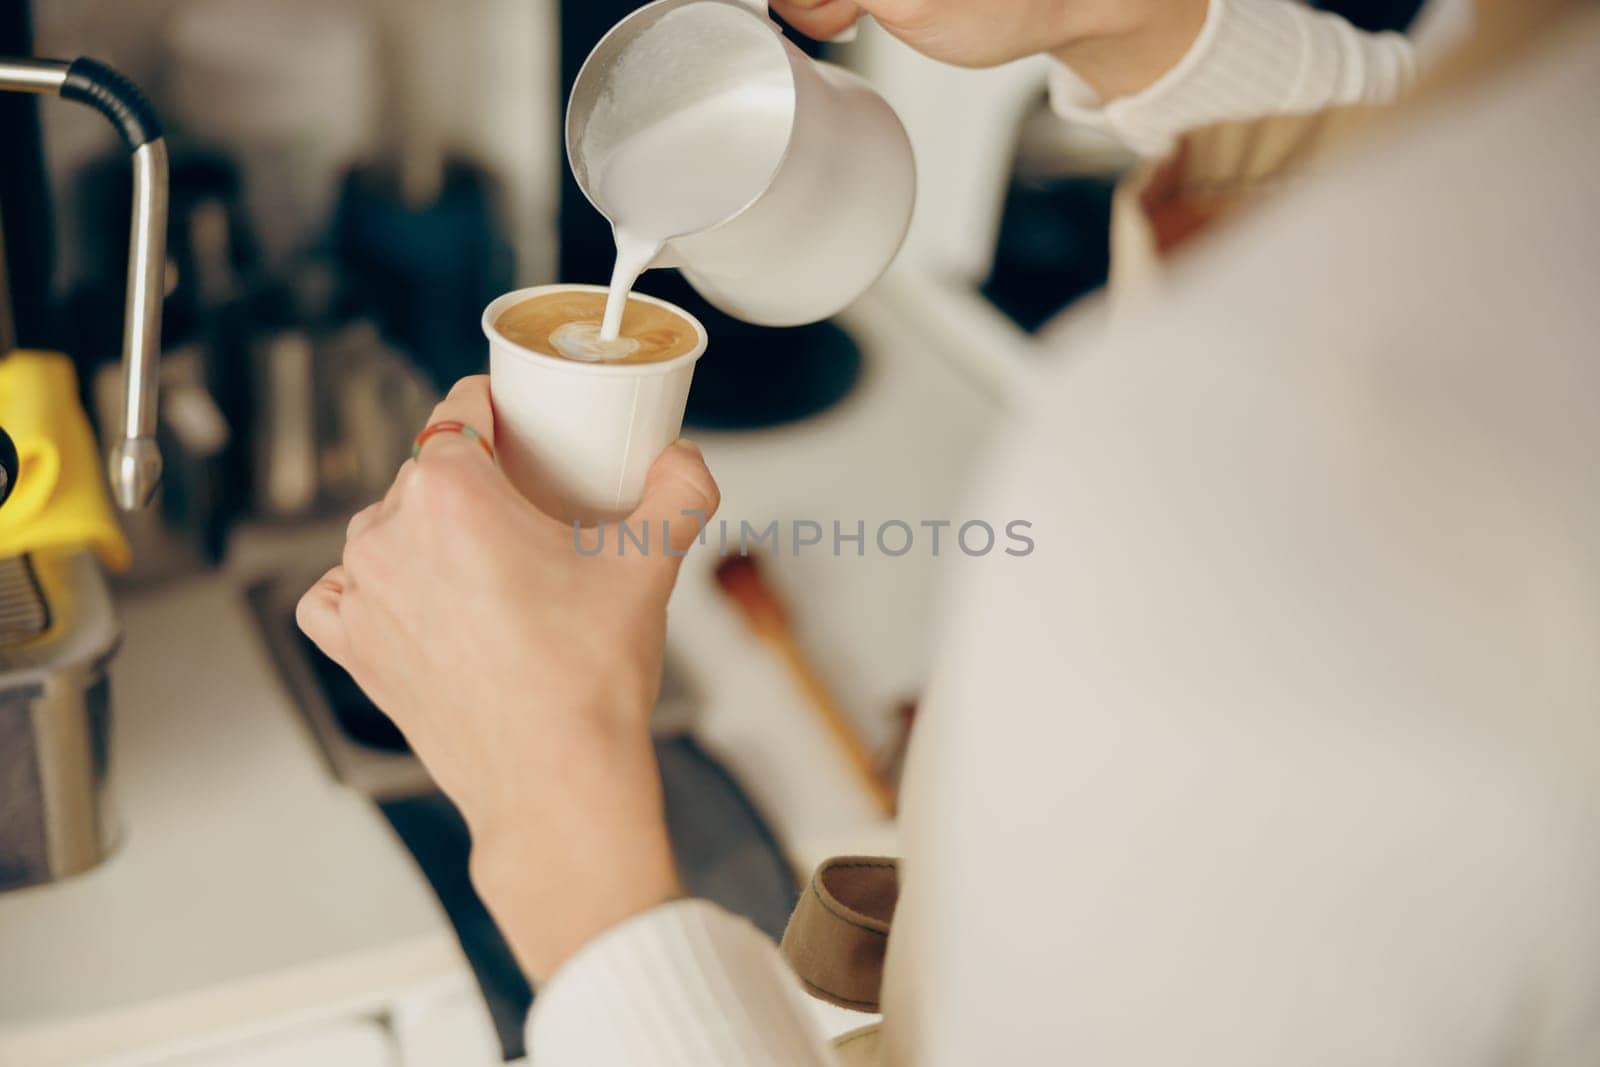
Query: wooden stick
715 555 896 816
771 639 898 815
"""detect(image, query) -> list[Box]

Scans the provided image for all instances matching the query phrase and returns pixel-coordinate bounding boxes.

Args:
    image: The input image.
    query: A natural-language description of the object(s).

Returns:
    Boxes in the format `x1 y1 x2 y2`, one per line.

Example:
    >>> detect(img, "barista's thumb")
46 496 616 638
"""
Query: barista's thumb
628 439 721 580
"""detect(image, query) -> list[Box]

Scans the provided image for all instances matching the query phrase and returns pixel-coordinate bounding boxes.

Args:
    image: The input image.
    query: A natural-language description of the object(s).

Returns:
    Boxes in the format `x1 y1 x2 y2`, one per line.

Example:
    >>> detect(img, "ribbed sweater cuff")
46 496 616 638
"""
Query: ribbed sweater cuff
526 899 833 1066
1049 0 1418 157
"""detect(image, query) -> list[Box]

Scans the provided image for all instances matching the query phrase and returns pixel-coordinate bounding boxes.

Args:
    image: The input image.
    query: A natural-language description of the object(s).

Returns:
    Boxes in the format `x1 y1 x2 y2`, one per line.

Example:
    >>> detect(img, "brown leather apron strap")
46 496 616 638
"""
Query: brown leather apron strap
780 856 900 1012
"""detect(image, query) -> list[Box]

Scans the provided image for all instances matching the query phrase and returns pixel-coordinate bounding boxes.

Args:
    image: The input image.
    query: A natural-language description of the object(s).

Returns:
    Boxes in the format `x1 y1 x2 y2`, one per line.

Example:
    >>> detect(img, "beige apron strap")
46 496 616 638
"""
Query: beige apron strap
781 856 900 1012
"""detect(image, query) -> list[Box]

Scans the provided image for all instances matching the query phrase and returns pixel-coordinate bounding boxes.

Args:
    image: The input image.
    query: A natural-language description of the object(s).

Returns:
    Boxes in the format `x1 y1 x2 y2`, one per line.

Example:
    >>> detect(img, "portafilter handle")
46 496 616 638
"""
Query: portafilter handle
0 56 167 510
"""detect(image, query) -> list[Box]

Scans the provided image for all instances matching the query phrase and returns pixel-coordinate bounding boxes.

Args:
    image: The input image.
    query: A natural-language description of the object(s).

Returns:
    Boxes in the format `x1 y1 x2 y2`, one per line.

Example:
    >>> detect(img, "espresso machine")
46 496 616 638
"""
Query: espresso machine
0 55 166 891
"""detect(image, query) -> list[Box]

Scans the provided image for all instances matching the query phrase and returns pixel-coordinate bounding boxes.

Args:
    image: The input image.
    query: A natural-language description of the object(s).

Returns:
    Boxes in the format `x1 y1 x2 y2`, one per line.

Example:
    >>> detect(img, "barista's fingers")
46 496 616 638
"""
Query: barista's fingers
297 565 352 667
346 502 382 543
627 439 721 592
314 564 349 596
771 0 863 40
417 375 497 465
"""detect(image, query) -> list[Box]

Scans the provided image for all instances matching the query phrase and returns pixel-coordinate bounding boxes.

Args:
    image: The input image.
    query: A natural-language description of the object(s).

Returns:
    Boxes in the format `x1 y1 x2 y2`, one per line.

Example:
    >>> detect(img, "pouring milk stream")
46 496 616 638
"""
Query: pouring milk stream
555 1 792 362
592 81 791 347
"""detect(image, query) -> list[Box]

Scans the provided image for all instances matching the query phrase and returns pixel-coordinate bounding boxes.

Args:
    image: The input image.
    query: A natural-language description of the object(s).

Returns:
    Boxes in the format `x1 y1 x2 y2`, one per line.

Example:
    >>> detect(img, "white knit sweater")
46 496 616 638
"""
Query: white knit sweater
527 4 1600 1064
1047 0 1416 157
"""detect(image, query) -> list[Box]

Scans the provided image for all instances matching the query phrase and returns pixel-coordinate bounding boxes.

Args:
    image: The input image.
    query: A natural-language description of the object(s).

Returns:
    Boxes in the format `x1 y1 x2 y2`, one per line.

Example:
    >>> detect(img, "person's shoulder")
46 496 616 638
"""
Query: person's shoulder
1073 12 1600 494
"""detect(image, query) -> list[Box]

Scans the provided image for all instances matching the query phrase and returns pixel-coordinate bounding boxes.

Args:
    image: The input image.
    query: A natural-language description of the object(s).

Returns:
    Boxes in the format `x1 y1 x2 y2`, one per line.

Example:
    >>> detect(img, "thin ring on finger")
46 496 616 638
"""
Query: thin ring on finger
412 420 494 461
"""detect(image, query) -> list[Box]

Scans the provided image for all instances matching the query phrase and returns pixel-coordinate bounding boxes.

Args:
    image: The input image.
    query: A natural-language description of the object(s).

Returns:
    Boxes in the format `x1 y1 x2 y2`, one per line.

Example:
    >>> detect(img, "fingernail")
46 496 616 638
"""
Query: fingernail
673 437 702 456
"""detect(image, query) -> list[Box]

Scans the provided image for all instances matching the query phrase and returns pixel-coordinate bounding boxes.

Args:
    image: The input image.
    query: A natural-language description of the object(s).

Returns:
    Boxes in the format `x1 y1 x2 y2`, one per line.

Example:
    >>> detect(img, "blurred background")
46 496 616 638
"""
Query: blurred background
0 0 1435 559
0 1 1434 1064
4 0 1441 538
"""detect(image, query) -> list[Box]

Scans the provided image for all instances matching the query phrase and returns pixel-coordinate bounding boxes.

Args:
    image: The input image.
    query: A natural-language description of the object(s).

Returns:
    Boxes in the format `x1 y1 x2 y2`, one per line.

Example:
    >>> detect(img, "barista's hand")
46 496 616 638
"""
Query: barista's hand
770 0 1208 99
296 376 719 980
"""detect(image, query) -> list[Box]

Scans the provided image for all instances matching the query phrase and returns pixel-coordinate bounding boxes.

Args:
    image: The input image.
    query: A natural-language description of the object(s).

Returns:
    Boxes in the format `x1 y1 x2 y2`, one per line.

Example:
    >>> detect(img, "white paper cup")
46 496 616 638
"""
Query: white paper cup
483 284 708 524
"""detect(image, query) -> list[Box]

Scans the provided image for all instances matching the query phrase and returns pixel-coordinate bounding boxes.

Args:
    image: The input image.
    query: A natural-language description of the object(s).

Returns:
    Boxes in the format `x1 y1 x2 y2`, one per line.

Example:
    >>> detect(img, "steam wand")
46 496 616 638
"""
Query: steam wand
0 56 168 510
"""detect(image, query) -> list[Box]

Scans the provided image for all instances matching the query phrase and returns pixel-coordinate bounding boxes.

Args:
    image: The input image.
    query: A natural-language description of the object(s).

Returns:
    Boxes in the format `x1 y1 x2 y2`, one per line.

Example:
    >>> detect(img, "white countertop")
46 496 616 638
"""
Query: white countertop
0 578 479 1065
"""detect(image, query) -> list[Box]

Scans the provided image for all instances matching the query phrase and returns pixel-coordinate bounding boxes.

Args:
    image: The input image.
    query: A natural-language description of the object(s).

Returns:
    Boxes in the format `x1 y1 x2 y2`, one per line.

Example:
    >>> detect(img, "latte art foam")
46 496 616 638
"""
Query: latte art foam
550 321 640 362
495 289 699 366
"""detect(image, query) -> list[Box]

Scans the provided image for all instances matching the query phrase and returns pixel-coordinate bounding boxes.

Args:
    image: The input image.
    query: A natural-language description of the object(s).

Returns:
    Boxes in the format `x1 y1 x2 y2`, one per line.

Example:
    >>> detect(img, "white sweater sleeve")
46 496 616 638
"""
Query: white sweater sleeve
524 899 837 1066
1049 0 1418 156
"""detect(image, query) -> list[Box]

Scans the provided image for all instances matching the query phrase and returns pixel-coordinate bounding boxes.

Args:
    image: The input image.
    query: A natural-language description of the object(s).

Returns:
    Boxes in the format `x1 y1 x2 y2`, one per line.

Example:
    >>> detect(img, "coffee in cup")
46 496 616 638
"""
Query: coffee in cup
494 289 699 365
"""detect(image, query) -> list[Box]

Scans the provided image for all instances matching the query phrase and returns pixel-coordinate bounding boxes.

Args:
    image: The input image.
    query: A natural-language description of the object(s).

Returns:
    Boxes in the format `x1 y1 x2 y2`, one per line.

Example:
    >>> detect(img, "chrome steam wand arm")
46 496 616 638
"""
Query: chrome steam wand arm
0 56 168 510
